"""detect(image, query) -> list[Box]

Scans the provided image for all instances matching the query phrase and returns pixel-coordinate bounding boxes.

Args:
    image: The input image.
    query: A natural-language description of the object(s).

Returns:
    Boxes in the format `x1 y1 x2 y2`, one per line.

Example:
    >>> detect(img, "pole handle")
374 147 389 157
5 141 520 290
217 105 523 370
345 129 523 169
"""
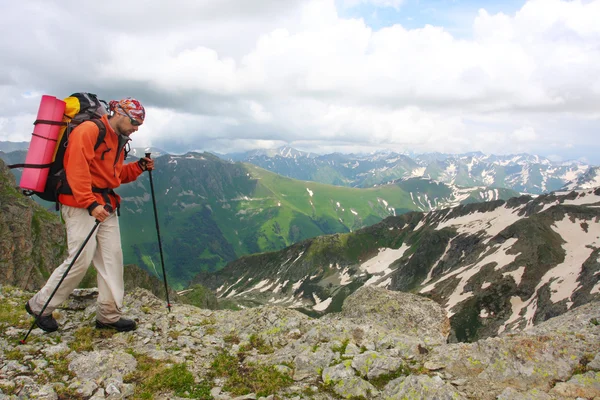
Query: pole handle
145 152 151 159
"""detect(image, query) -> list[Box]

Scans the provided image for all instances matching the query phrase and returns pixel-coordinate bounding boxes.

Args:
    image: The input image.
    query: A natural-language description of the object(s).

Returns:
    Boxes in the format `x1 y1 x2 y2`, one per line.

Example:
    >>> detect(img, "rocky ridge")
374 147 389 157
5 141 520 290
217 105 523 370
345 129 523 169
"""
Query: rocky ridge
0 159 67 290
1 285 599 400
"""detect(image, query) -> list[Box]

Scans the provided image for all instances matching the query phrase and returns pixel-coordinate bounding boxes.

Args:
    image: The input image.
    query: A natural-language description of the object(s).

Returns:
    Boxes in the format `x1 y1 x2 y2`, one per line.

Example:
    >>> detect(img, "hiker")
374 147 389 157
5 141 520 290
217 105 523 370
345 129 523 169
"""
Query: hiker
25 97 154 333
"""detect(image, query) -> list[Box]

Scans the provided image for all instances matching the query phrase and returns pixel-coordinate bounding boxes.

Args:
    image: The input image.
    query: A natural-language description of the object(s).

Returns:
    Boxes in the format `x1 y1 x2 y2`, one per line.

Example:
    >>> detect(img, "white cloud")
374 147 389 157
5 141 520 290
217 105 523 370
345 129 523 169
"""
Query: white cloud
0 0 599 163
512 126 537 142
341 0 406 10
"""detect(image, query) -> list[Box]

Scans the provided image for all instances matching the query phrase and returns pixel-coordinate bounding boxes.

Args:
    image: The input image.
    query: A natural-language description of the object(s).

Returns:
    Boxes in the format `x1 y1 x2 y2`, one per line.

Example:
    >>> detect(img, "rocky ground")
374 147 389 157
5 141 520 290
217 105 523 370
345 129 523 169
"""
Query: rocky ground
0 285 599 400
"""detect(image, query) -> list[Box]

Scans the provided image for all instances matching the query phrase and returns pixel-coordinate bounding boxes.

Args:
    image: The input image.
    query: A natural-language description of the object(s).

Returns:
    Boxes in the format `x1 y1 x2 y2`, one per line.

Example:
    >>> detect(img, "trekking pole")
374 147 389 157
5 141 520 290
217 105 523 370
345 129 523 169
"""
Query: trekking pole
145 153 172 312
21 210 106 344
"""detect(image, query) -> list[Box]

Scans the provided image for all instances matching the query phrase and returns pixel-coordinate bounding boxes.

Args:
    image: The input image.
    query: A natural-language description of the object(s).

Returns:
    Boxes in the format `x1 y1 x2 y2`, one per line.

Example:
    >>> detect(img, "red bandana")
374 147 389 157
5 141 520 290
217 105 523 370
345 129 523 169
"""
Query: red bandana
109 98 145 124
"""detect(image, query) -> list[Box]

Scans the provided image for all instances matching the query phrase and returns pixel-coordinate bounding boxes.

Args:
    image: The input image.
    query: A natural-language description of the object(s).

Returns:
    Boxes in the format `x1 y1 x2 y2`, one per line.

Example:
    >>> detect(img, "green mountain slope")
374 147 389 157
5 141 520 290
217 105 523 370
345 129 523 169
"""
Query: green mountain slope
117 154 414 288
117 153 517 289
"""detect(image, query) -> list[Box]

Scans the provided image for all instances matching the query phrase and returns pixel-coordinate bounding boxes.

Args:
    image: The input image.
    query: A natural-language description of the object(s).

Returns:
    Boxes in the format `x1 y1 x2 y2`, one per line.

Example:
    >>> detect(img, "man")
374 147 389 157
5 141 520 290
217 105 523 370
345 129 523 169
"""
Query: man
25 97 154 333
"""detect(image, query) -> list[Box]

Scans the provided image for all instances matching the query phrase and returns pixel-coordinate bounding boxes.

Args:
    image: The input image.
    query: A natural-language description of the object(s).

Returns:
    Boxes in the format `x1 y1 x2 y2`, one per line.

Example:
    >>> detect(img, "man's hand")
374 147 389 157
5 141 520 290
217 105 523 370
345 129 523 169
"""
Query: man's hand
91 204 111 222
138 157 154 171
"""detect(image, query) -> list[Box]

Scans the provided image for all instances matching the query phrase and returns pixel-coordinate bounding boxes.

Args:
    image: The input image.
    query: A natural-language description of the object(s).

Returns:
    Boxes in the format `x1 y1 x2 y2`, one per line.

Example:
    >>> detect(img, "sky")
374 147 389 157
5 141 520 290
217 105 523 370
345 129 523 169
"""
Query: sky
0 0 599 164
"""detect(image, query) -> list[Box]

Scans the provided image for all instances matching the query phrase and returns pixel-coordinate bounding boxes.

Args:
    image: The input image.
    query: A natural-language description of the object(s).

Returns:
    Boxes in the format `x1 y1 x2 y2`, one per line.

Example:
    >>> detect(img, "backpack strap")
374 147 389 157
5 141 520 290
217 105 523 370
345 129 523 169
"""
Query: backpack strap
7 162 53 170
91 119 112 161
92 119 107 151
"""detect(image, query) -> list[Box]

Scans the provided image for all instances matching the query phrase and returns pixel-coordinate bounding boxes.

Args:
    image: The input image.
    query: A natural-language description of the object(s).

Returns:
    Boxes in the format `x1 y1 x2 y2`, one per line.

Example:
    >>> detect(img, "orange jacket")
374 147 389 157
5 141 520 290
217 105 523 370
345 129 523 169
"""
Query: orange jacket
58 114 144 212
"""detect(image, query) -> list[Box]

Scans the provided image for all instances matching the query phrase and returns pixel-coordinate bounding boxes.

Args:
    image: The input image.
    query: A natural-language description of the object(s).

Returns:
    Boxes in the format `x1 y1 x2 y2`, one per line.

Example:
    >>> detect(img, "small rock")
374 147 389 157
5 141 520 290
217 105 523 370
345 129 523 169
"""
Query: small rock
105 383 120 396
89 388 106 399
588 353 600 371
424 361 445 370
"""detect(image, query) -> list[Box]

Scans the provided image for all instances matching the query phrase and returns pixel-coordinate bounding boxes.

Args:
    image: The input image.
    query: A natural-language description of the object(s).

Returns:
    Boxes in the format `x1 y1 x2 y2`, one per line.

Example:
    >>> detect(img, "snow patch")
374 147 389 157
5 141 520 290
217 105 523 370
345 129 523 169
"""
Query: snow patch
421 238 519 317
422 240 452 285
377 277 392 288
312 293 332 311
292 279 304 292
515 215 600 330
360 244 410 274
435 204 524 244
413 216 426 232
339 268 352 285
562 191 600 206
545 217 600 306
411 167 426 177
502 266 526 285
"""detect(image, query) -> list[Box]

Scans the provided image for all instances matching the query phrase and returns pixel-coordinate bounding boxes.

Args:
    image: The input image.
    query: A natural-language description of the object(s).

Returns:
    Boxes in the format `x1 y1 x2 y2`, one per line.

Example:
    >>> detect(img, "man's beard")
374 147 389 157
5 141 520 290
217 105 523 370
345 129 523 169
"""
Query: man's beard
116 124 130 137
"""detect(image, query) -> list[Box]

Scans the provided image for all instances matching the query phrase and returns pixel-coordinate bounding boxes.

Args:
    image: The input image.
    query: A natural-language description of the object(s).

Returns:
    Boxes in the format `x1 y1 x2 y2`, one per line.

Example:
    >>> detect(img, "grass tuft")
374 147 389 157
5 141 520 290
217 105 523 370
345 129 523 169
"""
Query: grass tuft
124 351 212 399
70 326 116 352
210 351 292 397
239 334 273 354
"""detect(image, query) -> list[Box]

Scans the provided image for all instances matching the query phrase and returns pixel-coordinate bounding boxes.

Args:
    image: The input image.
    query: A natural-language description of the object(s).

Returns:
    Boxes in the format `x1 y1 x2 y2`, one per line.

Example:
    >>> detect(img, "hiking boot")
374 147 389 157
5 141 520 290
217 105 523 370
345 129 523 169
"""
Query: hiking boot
95 318 137 332
25 302 58 333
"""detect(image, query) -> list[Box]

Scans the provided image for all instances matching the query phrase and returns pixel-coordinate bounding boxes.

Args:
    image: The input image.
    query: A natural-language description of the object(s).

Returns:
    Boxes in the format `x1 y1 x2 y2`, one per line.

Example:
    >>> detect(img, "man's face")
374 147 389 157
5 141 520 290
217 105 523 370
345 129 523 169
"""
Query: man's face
116 113 142 137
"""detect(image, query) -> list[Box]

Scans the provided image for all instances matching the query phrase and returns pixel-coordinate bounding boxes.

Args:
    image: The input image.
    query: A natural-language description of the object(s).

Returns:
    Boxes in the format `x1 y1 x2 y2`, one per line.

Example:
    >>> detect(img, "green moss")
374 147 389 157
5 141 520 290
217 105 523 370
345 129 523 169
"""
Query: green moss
572 353 596 375
209 351 292 397
204 326 216 335
54 385 87 399
46 351 75 381
239 334 274 354
0 383 16 396
69 326 116 352
332 338 350 355
223 333 240 344
0 298 29 331
356 352 379 377
125 352 212 399
369 364 415 389
143 363 212 399
264 325 281 335
467 357 482 367
168 330 181 340
572 371 600 386
4 348 24 361
200 316 216 326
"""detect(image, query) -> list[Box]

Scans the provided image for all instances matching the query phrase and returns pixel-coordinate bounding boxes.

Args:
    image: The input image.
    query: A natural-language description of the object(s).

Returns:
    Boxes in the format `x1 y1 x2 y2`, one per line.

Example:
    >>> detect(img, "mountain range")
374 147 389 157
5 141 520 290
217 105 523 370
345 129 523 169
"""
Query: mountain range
3 142 598 194
193 187 600 342
115 153 517 288
225 146 597 194
0 147 520 289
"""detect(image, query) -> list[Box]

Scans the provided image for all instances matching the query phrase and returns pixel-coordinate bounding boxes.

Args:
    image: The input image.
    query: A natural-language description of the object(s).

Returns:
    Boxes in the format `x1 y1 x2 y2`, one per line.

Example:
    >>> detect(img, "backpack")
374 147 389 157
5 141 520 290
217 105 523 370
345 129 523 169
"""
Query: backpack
9 92 110 205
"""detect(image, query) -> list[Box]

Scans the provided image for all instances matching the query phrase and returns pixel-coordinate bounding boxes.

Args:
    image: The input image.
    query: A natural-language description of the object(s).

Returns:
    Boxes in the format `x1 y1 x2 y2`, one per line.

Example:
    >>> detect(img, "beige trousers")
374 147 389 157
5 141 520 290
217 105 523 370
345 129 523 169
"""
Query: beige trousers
30 205 124 323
